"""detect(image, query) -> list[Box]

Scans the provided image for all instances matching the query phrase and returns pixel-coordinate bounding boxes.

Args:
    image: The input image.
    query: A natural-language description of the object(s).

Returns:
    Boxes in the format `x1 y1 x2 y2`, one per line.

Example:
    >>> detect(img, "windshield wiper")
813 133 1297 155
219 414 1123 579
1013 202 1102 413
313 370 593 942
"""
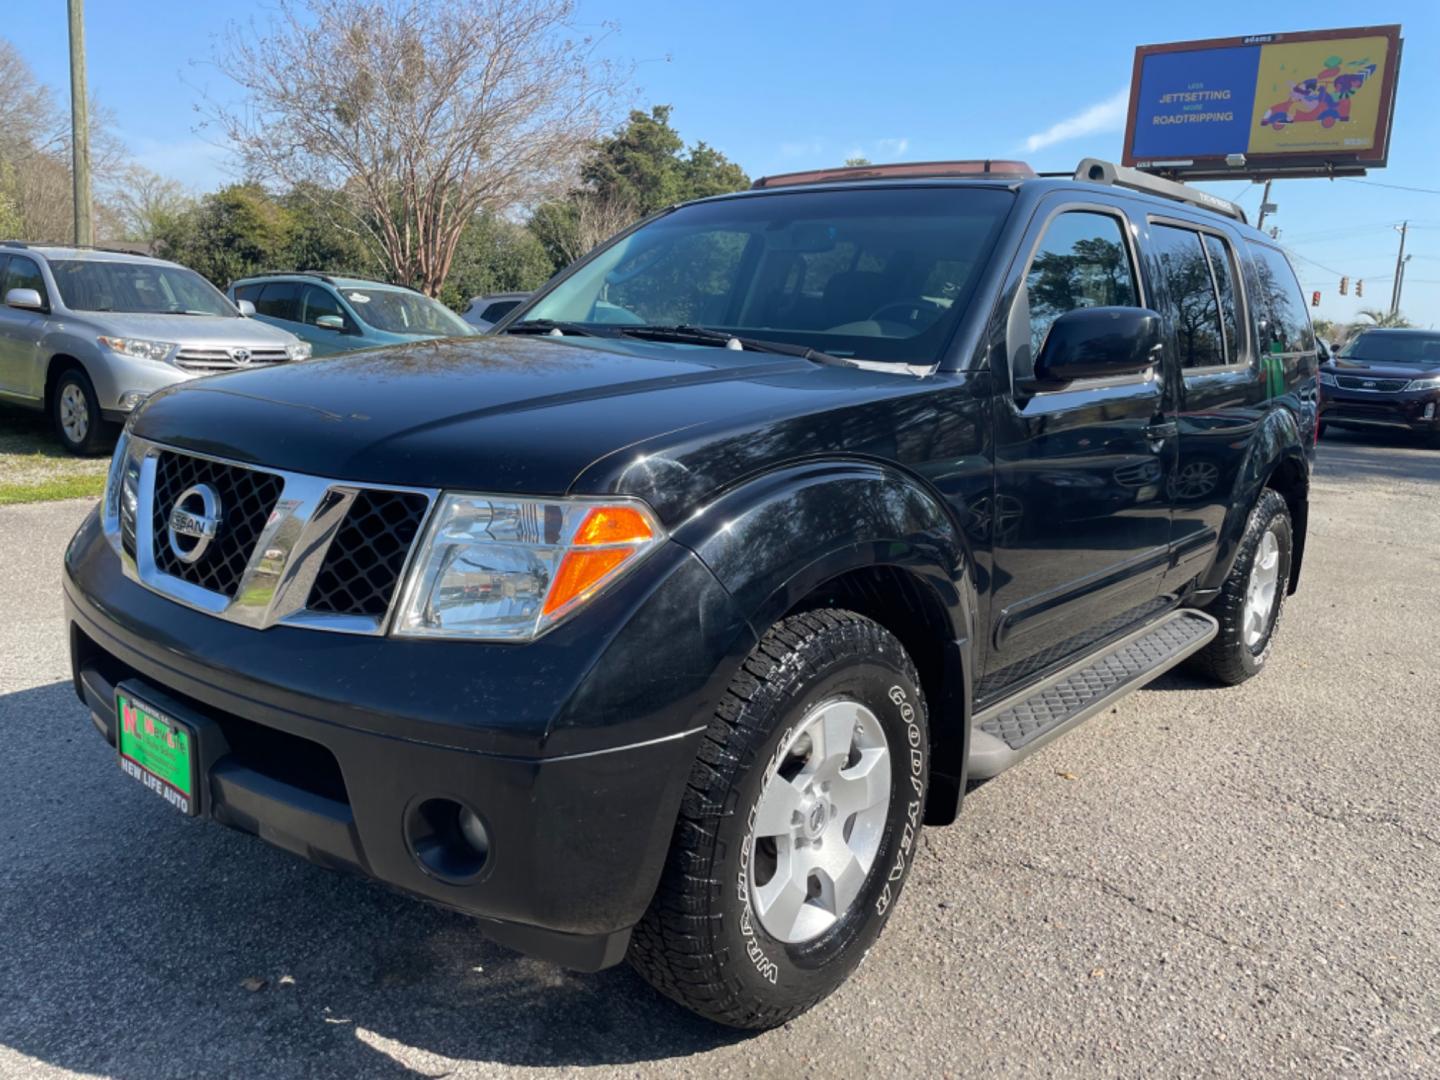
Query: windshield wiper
504 319 616 338
615 324 854 367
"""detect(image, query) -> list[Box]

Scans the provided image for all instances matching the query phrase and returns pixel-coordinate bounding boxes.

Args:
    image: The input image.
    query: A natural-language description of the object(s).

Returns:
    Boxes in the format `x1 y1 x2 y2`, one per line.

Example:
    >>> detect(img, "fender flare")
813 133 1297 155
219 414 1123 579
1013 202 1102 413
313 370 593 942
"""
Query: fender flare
671 458 979 823
1200 406 1310 593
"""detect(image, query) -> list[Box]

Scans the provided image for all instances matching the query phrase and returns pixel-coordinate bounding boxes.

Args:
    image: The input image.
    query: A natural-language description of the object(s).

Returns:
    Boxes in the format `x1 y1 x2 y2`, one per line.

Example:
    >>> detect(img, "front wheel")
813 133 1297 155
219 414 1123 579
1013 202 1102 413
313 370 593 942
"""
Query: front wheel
51 368 111 456
629 610 929 1029
1187 488 1293 685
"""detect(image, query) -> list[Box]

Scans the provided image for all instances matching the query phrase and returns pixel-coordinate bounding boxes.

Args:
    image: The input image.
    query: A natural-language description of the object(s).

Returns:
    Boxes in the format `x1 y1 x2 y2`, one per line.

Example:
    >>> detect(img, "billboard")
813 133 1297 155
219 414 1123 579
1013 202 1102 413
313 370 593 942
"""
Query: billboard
1122 26 1403 179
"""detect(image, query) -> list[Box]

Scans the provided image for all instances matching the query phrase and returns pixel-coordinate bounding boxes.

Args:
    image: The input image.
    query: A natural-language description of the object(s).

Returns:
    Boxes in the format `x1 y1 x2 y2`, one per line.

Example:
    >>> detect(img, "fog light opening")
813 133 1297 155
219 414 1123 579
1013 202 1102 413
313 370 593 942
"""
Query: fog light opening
406 798 490 883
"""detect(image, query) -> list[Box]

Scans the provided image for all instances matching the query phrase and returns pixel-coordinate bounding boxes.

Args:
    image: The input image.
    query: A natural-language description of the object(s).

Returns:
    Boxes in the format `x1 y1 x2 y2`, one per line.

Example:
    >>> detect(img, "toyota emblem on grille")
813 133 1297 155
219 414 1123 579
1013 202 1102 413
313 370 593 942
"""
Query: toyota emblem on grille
231 348 252 364
167 483 222 564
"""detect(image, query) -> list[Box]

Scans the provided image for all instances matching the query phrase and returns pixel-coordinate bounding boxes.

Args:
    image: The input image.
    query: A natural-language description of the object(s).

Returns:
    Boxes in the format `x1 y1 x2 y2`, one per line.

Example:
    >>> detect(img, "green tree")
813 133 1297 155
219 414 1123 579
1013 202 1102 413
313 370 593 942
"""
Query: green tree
579 105 749 216
279 185 379 277
441 212 554 311
155 184 294 288
1356 308 1413 329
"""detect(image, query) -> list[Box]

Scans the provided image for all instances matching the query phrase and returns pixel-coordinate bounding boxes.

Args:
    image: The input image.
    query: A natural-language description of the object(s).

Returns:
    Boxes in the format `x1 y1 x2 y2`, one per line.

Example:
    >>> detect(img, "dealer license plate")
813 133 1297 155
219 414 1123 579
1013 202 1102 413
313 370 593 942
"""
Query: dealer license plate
116 690 198 815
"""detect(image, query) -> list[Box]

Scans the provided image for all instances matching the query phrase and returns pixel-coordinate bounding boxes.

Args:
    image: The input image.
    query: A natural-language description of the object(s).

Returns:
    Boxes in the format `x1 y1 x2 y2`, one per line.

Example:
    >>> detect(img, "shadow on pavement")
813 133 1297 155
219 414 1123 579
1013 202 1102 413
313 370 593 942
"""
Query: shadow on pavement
0 681 744 1078
1316 427 1440 484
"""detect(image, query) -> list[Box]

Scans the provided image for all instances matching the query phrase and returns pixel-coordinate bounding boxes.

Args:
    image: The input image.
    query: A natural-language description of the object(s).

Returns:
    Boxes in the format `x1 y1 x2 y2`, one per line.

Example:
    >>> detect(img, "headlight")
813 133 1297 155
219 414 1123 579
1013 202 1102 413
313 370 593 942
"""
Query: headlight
287 342 312 361
1405 375 1440 392
393 495 664 641
1318 370 1338 387
102 430 131 527
97 336 176 362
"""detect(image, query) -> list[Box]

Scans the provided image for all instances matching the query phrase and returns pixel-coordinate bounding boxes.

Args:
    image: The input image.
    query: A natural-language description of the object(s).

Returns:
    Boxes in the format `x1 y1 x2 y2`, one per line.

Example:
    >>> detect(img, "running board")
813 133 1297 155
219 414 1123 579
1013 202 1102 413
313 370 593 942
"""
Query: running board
968 609 1218 780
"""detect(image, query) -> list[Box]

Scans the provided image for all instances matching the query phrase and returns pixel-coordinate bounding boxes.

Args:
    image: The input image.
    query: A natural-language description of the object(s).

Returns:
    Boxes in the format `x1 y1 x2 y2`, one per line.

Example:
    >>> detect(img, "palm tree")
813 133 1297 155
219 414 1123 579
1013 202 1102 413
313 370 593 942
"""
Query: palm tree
1356 308 1413 329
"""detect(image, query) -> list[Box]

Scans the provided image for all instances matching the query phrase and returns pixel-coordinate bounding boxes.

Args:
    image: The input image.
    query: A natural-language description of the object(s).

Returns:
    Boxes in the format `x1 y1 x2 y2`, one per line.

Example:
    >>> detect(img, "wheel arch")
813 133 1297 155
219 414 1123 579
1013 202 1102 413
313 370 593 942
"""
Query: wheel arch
672 459 978 825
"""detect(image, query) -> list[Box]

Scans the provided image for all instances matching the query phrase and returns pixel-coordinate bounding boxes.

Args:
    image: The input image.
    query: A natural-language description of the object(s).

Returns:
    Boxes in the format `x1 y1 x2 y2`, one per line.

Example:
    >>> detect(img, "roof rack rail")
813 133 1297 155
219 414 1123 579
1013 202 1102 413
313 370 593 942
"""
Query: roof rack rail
1 240 160 257
1073 159 1247 225
239 270 421 294
1 240 30 249
752 159 1036 189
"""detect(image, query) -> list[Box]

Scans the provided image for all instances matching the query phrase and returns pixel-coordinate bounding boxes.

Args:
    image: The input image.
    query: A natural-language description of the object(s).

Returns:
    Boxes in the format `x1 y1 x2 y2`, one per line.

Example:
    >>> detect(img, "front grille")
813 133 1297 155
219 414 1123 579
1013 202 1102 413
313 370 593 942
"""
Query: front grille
175 347 289 372
1335 375 1408 392
307 490 430 616
151 452 284 597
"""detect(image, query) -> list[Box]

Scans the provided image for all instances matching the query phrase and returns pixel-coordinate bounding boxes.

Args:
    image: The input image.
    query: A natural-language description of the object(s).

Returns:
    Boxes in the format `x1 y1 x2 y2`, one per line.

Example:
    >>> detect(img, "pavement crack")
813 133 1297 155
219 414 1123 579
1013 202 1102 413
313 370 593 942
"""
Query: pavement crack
1231 781 1440 850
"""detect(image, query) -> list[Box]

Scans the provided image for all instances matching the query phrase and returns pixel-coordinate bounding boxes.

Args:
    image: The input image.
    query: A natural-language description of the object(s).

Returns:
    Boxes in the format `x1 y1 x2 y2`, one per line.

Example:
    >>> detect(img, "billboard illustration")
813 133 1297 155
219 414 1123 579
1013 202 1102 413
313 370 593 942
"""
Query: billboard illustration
1123 26 1402 178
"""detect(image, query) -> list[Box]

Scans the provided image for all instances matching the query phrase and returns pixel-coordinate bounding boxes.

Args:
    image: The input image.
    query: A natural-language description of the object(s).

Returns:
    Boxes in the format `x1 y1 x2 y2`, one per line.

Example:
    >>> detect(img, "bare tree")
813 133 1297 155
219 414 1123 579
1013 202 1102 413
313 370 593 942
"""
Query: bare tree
111 165 192 243
211 0 627 296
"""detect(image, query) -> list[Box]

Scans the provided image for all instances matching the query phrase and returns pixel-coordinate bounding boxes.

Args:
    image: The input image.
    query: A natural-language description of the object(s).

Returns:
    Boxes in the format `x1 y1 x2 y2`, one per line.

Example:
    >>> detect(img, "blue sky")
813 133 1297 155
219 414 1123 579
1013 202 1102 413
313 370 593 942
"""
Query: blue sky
6 1 1437 325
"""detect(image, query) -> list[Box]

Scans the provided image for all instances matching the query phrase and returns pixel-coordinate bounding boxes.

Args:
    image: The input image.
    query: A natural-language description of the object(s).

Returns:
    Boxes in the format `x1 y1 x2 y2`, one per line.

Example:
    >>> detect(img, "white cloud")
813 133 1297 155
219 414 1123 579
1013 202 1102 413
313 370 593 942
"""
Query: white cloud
1022 89 1129 153
874 137 910 158
779 137 824 159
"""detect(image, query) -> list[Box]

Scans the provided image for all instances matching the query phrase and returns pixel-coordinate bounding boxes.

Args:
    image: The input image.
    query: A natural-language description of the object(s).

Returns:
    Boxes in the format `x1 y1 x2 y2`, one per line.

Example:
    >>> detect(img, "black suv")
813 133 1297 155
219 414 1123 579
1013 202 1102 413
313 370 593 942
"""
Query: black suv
63 158 1316 1029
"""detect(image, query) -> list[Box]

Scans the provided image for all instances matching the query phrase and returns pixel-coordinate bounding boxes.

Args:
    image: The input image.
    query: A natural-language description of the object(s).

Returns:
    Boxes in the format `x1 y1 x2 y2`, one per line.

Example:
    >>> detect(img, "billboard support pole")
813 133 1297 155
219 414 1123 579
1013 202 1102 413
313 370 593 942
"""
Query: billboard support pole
1389 222 1408 317
1255 180 1274 231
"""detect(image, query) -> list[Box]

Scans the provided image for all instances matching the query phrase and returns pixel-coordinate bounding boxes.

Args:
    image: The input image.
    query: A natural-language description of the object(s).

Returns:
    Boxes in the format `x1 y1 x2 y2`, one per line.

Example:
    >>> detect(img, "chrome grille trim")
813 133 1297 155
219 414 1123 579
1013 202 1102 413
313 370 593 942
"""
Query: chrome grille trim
175 347 290 372
102 437 437 636
1334 375 1408 393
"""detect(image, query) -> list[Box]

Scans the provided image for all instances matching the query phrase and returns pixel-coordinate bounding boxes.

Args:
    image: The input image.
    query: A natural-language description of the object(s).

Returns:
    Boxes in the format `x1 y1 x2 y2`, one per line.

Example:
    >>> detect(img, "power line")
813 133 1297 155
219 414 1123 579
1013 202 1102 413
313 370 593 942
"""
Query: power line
1341 178 1440 195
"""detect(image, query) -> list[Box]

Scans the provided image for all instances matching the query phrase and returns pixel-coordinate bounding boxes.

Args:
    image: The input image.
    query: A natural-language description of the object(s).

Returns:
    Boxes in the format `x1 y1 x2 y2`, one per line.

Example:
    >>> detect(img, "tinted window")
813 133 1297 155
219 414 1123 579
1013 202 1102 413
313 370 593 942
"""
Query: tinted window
1023 211 1138 358
256 282 302 322
1150 224 1223 369
522 187 1015 365
481 299 522 322
233 283 262 303
1339 330 1440 366
49 260 230 315
1248 243 1313 354
301 285 349 328
1204 234 1241 363
3 256 50 307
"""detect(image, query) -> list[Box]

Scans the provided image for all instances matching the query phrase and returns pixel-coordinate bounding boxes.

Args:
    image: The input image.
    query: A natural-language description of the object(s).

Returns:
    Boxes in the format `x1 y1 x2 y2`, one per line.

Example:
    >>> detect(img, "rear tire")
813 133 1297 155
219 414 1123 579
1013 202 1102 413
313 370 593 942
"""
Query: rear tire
51 367 111 456
1187 489 1292 686
628 610 929 1029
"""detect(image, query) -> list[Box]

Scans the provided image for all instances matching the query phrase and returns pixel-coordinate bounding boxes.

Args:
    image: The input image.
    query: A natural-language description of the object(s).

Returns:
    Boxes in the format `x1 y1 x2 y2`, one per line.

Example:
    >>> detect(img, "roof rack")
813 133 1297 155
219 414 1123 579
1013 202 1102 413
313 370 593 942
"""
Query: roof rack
240 270 421 294
1 240 29 249
752 159 1036 189
1 240 160 257
1073 158 1247 225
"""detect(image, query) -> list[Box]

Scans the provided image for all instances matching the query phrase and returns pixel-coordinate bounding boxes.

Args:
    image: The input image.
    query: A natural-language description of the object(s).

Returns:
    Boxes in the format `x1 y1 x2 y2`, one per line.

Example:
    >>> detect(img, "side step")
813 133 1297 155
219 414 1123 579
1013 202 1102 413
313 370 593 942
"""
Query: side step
968 609 1218 780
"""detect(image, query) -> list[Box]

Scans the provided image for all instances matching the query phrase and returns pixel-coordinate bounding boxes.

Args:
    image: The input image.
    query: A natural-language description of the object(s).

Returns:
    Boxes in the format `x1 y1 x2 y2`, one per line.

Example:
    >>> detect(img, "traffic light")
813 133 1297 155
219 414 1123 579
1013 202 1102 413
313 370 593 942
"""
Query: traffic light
1356 279 1364 298
1312 291 1321 307
1339 276 1349 295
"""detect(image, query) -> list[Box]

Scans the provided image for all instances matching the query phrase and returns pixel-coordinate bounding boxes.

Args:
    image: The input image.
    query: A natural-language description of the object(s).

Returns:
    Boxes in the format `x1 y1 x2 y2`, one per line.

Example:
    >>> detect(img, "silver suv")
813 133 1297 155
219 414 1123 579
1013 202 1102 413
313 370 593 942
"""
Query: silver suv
0 243 310 454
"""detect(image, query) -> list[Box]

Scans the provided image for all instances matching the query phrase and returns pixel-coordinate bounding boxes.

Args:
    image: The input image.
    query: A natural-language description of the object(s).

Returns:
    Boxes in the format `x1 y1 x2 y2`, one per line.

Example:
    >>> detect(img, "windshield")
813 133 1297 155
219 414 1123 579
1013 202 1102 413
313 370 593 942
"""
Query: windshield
50 260 236 316
342 287 472 336
517 186 1014 365
1339 330 1440 367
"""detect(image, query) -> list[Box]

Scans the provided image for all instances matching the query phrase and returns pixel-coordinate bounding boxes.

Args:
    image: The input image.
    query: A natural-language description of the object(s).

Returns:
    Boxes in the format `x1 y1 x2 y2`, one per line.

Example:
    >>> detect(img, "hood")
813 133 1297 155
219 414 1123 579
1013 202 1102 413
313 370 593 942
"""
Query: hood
1327 357 1440 379
130 334 887 507
72 311 302 348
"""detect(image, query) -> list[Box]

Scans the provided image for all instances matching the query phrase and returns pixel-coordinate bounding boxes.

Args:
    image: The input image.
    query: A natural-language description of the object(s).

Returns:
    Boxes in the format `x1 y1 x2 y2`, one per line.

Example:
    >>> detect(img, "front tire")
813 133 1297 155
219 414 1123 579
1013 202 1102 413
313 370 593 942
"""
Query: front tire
1188 489 1293 686
51 368 111 456
629 610 929 1029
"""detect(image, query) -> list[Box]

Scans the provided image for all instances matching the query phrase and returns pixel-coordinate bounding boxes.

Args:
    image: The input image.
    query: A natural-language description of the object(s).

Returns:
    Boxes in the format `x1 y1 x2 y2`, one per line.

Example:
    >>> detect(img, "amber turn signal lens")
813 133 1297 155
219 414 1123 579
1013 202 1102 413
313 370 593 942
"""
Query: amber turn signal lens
540 505 658 617
573 505 655 546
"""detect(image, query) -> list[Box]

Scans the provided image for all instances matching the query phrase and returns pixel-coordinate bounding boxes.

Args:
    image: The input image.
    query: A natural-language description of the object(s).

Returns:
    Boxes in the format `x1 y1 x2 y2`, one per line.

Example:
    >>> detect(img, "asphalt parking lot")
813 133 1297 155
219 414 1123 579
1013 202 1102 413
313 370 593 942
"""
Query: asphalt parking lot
1 427 1437 1079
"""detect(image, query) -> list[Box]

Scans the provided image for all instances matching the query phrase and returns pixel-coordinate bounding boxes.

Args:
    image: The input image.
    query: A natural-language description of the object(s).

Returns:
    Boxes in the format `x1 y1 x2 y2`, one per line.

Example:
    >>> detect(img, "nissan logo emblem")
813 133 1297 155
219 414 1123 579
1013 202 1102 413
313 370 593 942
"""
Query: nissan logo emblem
167 483 222 564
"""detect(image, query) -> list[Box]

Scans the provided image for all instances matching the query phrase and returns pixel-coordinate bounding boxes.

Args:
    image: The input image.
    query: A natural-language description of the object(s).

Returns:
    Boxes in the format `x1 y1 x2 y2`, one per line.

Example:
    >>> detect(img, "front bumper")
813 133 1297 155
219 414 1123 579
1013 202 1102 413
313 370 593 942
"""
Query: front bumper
1320 386 1440 432
85 353 199 417
64 510 752 970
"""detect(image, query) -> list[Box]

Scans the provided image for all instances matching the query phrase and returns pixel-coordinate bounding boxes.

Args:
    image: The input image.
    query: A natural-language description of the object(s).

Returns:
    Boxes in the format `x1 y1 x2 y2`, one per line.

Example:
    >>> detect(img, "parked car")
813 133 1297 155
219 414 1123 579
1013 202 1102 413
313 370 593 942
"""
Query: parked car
0 243 309 454
1319 328 1440 443
64 157 1316 1029
461 291 529 331
229 272 477 355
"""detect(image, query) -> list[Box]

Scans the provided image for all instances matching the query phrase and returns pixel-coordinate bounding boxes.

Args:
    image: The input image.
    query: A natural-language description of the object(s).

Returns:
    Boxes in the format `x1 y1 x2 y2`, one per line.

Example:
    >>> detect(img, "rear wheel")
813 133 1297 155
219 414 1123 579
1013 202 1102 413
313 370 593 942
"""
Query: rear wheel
1188 489 1292 686
51 368 111 456
629 610 929 1029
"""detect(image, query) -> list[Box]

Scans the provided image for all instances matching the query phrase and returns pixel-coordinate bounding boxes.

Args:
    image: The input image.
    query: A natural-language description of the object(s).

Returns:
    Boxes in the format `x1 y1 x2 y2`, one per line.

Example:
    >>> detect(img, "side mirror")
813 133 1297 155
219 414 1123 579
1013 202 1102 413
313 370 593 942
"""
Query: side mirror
236 299 256 316
315 314 345 331
1032 307 1163 387
5 287 45 312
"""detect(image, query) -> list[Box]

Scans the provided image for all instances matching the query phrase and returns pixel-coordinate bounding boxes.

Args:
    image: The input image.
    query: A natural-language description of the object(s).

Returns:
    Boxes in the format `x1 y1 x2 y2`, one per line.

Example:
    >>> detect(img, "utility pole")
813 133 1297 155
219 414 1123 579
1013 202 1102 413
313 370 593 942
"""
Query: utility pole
1394 254 1412 318
1256 179 1274 231
67 0 93 246
1389 222 1408 317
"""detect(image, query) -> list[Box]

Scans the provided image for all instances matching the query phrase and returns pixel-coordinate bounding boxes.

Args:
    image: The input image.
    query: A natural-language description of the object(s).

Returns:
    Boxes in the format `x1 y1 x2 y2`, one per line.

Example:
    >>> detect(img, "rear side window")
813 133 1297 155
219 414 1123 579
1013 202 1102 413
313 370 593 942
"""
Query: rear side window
1149 224 1224 369
481 299 521 323
255 282 302 322
1023 211 1138 358
3 256 49 307
1247 243 1313 354
233 283 262 303
1204 234 1241 363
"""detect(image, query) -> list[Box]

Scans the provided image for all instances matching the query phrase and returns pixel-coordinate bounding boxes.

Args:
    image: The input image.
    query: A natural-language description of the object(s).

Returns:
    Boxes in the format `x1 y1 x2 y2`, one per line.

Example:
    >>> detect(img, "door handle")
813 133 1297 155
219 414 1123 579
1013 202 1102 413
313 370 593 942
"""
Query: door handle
1144 420 1178 440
